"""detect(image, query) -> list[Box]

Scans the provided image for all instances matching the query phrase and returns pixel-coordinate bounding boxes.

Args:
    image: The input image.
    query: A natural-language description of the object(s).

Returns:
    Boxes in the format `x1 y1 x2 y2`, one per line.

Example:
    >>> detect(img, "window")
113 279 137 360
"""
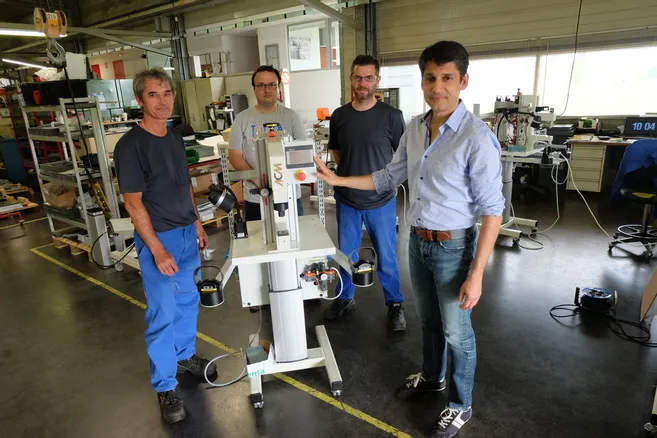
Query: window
378 43 657 120
460 55 537 115
538 45 657 116
288 20 340 71
380 64 426 123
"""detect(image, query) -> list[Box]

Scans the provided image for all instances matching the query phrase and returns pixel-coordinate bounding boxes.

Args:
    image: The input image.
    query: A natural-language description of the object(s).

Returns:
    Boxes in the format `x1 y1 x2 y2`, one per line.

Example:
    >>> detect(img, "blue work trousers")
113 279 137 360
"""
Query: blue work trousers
408 230 478 410
134 223 200 392
335 198 403 304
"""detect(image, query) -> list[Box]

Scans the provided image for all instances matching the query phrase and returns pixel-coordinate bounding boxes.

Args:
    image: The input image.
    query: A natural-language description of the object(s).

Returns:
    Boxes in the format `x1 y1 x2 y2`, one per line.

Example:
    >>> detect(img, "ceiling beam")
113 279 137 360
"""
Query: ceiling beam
299 0 362 30
74 28 171 56
0 22 172 54
69 27 170 38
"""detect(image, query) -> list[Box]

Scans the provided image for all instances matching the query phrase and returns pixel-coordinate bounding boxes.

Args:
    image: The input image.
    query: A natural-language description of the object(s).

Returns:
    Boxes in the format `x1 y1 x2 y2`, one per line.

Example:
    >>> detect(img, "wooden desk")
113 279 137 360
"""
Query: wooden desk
566 139 635 193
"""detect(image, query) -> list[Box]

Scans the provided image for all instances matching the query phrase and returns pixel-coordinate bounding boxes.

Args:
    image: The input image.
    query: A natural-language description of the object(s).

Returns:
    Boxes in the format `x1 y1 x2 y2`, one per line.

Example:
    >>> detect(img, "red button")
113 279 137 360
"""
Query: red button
296 171 307 181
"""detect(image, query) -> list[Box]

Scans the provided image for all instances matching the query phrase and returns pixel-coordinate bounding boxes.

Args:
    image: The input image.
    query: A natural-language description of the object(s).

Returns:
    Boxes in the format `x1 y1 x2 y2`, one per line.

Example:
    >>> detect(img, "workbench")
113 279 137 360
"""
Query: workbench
566 139 635 193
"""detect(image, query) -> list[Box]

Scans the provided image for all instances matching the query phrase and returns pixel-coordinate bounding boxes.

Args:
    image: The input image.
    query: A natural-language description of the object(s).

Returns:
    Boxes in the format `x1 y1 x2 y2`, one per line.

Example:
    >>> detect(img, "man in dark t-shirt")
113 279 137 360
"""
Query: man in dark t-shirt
114 68 216 424
324 55 407 331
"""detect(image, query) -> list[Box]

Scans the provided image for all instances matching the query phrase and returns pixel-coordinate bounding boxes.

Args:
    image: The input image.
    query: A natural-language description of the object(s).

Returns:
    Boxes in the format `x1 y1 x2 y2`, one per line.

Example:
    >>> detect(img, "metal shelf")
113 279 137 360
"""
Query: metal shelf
23 102 97 113
40 174 86 187
29 132 94 142
47 211 87 229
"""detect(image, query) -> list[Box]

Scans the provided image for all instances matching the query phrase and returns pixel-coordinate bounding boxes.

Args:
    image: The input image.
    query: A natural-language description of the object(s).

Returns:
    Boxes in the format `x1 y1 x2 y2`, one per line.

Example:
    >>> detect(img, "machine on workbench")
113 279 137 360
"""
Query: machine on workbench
494 93 556 153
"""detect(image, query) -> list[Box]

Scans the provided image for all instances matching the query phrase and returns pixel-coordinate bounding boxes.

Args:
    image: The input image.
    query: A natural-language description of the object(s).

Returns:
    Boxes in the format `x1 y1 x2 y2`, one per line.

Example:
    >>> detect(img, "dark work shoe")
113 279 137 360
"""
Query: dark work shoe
428 407 472 438
178 354 217 381
323 298 356 321
388 303 406 331
396 372 447 399
157 390 185 424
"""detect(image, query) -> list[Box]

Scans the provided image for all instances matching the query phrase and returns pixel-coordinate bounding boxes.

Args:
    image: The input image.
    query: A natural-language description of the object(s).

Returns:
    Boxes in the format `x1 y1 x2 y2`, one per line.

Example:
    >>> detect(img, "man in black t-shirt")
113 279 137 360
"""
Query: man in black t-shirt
324 55 407 331
114 68 216 424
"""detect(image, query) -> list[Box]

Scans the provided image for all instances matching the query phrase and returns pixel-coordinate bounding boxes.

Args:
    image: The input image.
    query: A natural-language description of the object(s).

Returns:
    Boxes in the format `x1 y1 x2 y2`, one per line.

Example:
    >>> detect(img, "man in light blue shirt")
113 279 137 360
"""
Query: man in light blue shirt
315 41 504 438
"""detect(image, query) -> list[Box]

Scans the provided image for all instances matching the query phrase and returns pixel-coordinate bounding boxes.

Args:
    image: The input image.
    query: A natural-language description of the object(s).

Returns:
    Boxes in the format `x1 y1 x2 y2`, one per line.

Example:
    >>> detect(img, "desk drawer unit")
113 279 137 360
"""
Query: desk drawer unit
567 144 606 192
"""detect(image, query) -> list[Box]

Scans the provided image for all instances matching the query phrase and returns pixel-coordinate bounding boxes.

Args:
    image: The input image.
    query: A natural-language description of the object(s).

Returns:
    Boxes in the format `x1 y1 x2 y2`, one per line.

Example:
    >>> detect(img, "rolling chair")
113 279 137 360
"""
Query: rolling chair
608 139 657 259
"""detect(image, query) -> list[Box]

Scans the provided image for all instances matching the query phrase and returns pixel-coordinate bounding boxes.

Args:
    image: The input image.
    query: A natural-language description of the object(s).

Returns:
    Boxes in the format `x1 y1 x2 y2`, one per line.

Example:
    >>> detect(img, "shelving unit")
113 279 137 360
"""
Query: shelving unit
4 93 65 171
22 97 121 236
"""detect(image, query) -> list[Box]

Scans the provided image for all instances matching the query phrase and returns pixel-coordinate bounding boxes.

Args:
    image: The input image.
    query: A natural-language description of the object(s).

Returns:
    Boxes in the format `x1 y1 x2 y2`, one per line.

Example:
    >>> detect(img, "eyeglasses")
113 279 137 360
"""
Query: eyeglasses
255 82 279 89
351 75 377 83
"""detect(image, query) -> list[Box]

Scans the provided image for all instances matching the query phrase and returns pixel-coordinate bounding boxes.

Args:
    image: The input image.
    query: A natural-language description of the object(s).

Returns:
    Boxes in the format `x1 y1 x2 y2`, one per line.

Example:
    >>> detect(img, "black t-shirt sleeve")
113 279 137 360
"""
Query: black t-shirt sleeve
327 109 340 151
115 140 147 194
390 109 406 152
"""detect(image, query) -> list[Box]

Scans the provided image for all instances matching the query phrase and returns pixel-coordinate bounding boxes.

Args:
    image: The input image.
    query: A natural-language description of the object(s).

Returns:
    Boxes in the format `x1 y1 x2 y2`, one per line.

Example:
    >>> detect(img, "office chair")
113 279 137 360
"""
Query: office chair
609 139 657 259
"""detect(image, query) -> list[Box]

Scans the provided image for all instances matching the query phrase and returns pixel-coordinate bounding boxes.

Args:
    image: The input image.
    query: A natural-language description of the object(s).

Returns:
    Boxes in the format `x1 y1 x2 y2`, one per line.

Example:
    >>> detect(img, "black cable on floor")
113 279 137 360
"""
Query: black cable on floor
550 302 657 347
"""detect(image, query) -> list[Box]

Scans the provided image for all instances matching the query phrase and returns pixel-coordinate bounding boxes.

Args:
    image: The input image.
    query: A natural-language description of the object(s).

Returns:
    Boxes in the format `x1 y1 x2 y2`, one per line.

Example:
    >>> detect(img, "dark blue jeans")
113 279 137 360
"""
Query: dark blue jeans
408 230 477 410
336 198 403 304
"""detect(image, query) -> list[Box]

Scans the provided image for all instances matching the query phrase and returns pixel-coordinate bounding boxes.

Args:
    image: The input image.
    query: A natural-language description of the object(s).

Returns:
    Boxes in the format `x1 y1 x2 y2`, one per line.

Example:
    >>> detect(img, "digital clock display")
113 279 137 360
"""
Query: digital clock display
625 117 657 137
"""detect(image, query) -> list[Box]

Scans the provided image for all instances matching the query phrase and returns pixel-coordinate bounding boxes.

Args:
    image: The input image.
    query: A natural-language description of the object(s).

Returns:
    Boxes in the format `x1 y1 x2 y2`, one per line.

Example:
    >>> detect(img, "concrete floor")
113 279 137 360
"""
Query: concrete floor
1 189 656 438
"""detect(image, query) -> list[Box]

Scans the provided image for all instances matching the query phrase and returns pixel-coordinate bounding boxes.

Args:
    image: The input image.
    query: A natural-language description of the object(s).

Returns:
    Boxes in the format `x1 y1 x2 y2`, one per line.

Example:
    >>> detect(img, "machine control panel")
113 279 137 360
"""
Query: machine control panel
283 143 316 184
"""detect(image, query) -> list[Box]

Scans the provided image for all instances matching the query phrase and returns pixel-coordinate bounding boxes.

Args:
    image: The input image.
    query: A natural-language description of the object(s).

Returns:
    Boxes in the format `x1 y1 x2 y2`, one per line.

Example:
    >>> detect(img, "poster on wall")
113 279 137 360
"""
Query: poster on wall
289 37 311 60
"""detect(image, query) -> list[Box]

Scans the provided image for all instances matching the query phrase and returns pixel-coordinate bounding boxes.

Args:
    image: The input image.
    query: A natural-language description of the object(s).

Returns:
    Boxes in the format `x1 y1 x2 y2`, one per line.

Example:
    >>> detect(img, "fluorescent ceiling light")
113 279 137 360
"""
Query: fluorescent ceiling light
0 29 67 37
0 29 44 37
163 67 175 70
2 58 48 69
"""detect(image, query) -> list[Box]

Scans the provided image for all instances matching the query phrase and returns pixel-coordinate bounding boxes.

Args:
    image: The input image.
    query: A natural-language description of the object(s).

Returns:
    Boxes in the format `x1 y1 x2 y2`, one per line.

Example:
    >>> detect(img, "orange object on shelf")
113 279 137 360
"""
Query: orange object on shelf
316 108 331 121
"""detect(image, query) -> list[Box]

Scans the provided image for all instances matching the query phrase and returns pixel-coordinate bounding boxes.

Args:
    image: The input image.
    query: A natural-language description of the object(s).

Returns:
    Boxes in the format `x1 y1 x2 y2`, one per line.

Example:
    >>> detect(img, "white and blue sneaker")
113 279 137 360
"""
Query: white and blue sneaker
429 407 472 437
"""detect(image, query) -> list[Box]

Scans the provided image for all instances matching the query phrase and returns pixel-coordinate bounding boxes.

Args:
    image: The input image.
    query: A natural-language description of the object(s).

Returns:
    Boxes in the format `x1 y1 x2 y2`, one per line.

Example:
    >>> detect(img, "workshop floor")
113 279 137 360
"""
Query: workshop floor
1 189 656 438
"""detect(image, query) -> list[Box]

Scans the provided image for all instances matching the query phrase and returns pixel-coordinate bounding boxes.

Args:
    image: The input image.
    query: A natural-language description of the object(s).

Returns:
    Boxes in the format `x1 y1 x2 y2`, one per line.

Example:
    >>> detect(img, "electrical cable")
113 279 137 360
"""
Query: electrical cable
559 0 584 117
549 300 657 347
89 229 135 269
321 267 344 301
204 305 264 388
561 152 656 249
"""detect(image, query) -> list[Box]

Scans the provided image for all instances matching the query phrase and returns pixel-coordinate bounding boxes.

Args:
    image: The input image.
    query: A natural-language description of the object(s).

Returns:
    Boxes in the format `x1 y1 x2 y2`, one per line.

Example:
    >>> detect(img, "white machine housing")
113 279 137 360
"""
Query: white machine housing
217 131 356 407
494 94 556 153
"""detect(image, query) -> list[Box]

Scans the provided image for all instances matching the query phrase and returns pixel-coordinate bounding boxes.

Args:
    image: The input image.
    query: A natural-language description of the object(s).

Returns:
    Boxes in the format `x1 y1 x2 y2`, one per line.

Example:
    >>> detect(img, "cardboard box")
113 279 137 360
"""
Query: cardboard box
78 132 125 156
191 172 217 194
42 182 77 208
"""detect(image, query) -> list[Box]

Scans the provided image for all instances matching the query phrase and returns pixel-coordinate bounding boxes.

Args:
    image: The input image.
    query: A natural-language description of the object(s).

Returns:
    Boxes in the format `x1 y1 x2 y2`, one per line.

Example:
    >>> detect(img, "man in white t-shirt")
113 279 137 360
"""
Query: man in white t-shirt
229 65 307 220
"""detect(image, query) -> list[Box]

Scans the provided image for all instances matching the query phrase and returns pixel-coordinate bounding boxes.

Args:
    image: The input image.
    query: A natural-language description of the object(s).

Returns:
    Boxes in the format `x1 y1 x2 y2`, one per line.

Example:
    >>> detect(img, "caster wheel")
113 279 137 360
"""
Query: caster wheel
613 233 619 239
19 220 25 226
645 252 653 260
396 224 399 232
249 306 261 313
114 263 124 272
331 390 342 397
250 393 263 409
512 238 520 247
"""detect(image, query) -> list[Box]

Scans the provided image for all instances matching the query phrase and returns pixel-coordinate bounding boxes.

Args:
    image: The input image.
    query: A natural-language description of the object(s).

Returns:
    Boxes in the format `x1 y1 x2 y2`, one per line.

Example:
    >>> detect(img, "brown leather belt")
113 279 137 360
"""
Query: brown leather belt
410 226 473 242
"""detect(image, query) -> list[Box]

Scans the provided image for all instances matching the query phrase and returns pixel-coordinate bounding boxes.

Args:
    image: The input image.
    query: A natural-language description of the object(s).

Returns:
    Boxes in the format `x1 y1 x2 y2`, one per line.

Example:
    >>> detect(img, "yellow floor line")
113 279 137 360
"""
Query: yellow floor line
30 247 413 438
0 216 47 230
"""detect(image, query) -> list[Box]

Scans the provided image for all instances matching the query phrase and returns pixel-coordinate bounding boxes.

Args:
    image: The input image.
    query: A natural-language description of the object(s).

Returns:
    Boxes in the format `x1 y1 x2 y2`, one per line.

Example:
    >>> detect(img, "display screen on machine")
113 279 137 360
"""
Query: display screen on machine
286 148 314 166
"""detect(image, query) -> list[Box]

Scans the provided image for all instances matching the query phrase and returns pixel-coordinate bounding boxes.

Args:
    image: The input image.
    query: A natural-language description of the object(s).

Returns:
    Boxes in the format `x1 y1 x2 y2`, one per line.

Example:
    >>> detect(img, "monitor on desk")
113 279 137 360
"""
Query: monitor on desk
624 116 657 138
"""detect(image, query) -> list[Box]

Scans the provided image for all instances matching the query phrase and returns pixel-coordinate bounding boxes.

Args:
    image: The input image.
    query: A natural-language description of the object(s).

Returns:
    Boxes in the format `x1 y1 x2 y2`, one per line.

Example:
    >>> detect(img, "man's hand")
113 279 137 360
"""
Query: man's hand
314 156 341 186
153 249 179 276
196 222 209 250
458 276 482 310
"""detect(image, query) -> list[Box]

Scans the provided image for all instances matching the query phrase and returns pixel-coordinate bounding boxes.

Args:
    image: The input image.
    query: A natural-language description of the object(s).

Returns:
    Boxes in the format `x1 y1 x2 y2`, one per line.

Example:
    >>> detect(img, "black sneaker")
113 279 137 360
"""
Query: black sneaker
396 372 447 399
323 298 356 321
428 407 472 438
388 303 406 331
177 354 217 381
157 389 185 424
